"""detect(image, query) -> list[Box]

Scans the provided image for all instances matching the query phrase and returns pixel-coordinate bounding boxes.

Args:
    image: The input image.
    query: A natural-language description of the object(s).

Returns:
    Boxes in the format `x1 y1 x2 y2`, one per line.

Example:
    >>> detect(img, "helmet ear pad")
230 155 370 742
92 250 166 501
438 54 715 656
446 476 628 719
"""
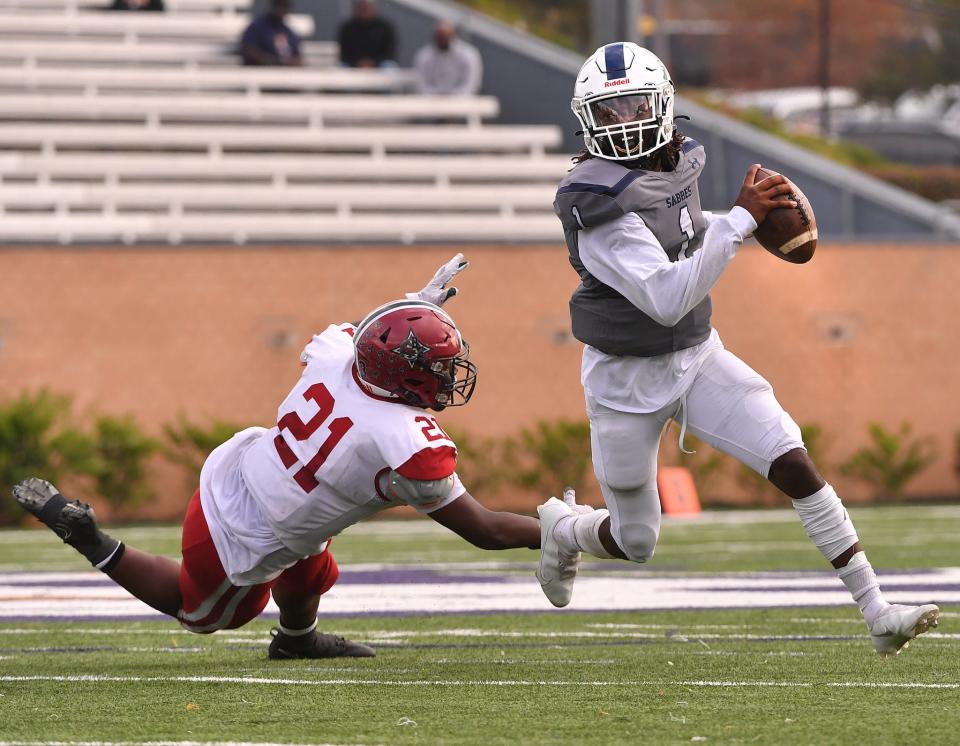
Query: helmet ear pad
354 300 477 410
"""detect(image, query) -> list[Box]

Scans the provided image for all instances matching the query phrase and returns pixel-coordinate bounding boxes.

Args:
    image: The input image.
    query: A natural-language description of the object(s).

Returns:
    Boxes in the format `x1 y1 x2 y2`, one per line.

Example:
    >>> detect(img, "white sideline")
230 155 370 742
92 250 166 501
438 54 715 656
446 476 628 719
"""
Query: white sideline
0 675 957 690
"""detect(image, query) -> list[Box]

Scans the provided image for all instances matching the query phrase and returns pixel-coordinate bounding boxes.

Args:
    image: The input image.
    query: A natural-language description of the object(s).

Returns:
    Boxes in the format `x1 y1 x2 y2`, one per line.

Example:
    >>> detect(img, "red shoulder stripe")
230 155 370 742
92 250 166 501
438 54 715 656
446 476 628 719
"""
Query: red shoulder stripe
396 446 457 481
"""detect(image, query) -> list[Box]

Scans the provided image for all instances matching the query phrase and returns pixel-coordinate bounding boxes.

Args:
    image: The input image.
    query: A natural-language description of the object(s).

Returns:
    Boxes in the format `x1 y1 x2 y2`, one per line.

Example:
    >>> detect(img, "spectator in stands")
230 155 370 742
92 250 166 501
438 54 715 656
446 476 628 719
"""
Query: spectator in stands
414 21 482 96
338 0 396 69
240 0 303 67
110 0 165 9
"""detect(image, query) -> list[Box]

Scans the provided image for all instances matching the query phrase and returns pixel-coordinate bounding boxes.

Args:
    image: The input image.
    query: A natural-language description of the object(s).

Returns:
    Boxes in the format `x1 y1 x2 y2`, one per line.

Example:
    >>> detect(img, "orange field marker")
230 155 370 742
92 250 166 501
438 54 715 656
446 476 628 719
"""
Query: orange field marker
657 466 702 516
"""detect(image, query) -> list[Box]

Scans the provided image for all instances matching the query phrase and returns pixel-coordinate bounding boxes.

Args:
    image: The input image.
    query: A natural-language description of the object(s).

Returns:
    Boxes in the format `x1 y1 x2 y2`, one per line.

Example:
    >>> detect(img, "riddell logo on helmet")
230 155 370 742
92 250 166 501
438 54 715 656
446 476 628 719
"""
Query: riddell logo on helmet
604 78 629 87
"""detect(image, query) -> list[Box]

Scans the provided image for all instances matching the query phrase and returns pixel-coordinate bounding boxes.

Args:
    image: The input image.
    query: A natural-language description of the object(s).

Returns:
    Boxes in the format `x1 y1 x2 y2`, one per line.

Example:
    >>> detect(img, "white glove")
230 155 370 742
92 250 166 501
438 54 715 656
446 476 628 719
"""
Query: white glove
406 253 469 307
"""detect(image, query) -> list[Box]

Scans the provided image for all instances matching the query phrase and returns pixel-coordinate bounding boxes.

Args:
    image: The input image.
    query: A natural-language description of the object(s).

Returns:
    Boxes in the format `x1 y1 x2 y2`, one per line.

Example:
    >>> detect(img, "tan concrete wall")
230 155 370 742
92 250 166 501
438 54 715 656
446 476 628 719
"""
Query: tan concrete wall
1 242 958 518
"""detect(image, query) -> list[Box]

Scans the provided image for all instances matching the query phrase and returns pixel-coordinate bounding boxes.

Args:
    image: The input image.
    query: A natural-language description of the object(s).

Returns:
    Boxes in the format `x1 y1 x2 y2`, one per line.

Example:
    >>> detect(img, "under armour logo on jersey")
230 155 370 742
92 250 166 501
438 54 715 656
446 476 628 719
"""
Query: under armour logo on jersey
392 330 432 368
689 157 701 170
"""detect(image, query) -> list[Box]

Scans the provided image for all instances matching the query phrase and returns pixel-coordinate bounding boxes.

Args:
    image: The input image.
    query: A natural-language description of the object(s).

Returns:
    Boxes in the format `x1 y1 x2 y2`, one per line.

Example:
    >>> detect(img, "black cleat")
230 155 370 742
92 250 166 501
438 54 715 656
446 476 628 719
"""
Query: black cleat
12 478 123 570
268 628 376 660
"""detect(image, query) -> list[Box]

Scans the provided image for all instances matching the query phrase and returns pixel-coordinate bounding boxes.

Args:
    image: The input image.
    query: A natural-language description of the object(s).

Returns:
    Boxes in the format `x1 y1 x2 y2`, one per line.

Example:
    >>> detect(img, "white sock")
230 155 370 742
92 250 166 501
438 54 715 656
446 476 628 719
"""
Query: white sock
554 509 617 559
791 484 859 562
278 619 317 636
837 551 889 625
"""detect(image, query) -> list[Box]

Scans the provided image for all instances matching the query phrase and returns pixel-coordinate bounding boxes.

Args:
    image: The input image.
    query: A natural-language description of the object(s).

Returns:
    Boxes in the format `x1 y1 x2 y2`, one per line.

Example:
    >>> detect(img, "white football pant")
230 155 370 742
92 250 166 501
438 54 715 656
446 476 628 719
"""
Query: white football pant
587 349 804 562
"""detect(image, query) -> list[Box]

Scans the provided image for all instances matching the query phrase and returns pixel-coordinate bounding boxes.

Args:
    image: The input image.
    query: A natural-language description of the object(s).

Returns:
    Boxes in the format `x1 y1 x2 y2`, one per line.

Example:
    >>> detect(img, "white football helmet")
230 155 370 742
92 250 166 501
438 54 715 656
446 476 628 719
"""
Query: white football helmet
571 42 675 161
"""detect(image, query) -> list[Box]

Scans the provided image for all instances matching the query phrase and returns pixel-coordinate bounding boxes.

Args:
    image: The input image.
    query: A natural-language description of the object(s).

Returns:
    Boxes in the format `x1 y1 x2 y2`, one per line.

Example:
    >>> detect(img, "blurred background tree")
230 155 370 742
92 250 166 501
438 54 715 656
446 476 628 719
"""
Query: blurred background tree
81 415 159 511
163 417 249 494
0 392 94 526
857 0 960 102
456 0 589 51
840 422 937 501
460 0 960 102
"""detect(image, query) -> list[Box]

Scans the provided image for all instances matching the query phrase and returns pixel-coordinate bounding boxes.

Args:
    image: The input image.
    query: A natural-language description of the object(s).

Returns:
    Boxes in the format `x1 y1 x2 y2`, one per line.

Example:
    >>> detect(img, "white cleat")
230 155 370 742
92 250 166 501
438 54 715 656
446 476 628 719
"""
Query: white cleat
869 603 940 656
536 492 580 608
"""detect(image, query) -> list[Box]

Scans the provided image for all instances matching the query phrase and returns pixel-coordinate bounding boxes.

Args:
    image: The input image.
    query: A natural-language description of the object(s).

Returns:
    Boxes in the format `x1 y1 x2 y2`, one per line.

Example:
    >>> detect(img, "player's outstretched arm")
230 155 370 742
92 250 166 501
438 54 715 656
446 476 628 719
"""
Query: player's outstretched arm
428 490 540 550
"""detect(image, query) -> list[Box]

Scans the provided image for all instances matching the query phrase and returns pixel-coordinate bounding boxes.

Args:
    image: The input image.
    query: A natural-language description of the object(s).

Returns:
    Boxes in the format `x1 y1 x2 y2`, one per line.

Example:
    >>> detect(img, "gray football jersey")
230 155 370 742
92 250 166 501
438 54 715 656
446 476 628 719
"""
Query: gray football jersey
554 139 712 357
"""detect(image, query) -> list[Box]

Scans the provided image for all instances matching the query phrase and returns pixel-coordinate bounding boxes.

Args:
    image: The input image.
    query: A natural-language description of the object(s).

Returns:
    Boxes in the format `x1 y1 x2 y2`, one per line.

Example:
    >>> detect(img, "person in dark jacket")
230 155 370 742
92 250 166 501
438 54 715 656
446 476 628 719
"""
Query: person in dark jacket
337 0 396 68
110 0 165 10
240 0 302 67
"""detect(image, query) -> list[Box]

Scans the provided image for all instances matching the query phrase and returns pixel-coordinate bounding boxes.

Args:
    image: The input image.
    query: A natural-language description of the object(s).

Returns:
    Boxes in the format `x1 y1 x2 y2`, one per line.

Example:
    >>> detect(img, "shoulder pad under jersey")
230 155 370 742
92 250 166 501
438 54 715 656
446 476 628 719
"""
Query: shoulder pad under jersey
378 469 455 508
553 139 706 232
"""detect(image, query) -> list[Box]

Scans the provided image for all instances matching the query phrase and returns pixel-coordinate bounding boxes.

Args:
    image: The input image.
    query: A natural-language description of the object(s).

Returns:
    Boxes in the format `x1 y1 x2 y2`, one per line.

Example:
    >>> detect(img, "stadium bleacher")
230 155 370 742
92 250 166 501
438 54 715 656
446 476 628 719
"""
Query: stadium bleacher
0 92 500 125
0 10 315 40
0 0 252 11
0 1 565 243
0 65 417 94
0 39 339 67
0 152 571 183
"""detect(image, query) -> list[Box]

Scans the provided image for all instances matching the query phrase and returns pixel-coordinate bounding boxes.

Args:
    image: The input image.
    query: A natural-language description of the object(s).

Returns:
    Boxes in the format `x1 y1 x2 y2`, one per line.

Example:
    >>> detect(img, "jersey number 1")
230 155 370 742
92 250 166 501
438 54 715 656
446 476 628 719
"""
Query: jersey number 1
678 204 694 259
274 383 354 493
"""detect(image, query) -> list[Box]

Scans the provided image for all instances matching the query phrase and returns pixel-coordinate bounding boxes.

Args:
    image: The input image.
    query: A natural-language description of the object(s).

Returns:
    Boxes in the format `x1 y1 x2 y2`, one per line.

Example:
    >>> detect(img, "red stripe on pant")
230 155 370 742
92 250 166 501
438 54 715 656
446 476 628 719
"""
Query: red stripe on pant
178 490 339 632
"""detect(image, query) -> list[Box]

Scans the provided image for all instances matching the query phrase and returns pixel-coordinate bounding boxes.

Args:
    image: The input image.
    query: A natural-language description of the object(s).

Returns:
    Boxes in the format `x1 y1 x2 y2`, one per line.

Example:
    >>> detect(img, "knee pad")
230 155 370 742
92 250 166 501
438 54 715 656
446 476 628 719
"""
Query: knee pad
611 501 660 563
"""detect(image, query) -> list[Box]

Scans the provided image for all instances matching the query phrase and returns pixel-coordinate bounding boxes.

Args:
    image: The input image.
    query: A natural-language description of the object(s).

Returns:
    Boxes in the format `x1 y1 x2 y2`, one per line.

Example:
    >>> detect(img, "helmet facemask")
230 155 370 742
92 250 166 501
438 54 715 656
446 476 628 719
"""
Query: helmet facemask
575 86 673 161
392 341 477 411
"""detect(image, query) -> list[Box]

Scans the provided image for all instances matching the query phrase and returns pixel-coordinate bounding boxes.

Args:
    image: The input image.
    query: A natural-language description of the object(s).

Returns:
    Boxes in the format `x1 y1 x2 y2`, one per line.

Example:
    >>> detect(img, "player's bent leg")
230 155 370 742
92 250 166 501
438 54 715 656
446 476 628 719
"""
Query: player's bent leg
537 394 666 606
177 491 271 632
767 447 825 499
107 546 182 617
590 399 667 563
13 477 183 616
682 351 803 478
685 350 939 654
608 502 660 562
784 474 939 653
539 397 667 582
269 551 375 659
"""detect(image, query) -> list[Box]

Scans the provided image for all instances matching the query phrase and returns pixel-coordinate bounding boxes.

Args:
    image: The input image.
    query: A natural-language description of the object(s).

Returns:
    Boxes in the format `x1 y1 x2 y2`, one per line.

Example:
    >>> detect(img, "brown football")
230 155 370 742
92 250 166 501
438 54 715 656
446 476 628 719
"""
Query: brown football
752 167 817 264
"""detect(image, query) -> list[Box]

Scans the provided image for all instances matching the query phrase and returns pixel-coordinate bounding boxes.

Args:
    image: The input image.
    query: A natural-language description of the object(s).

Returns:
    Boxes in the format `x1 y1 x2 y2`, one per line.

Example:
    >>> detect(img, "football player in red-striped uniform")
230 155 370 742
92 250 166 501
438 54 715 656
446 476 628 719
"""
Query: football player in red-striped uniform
14 255 545 659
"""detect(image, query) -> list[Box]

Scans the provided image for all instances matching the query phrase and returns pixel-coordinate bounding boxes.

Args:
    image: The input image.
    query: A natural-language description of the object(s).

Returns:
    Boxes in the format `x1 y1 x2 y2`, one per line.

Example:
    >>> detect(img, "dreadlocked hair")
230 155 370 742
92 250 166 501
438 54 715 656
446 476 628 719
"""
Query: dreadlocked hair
571 128 686 172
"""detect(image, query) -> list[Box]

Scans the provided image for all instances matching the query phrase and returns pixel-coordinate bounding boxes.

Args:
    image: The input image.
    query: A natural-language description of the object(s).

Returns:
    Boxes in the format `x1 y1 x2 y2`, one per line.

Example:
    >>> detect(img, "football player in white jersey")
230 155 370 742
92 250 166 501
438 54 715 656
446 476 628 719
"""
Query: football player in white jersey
14 255 545 660
541 42 939 655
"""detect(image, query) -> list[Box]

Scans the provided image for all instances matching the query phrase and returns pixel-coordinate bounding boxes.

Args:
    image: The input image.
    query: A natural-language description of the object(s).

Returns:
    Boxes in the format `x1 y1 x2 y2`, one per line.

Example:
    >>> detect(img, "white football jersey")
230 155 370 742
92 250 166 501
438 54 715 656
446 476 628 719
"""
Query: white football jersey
199 323 464 585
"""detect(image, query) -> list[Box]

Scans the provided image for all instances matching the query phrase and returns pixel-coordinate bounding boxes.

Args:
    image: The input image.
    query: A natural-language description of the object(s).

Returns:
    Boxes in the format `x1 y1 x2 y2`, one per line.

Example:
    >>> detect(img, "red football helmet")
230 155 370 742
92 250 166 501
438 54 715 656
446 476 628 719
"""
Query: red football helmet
354 300 477 411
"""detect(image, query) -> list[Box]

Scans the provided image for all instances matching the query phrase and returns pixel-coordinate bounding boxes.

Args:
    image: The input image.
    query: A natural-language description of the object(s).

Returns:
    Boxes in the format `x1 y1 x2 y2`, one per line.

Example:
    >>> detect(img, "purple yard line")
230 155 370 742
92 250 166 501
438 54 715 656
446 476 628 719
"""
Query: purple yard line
682 583 960 593
0 569 514 589
0 601 955 624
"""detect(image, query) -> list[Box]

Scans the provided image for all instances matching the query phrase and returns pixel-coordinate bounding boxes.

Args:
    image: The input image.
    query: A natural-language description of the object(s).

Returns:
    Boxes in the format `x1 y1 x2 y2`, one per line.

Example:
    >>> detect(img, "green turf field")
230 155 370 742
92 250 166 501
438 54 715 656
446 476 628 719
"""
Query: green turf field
3 503 960 572
1 505 958 746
